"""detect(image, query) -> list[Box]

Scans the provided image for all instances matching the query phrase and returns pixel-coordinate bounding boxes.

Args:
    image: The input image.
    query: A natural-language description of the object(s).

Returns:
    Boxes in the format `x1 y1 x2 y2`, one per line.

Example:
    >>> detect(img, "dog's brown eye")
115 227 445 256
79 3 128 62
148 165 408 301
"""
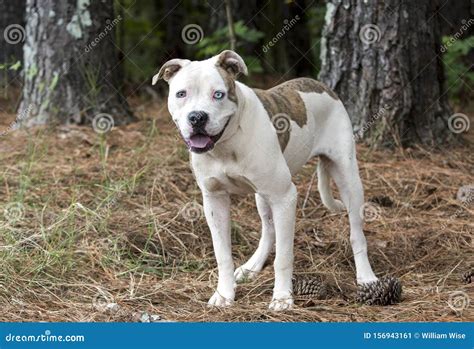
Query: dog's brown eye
213 91 225 100
176 90 186 98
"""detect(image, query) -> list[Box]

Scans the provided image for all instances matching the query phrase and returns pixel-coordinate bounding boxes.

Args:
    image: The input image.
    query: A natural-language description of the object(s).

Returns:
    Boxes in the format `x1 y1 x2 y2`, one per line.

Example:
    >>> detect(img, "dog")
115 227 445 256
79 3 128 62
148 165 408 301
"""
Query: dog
153 50 399 311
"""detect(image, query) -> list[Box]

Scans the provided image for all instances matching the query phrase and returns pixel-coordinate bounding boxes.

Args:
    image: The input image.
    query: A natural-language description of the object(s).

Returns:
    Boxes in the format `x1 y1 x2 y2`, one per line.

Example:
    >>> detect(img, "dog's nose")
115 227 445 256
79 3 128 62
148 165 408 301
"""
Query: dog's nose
188 111 208 128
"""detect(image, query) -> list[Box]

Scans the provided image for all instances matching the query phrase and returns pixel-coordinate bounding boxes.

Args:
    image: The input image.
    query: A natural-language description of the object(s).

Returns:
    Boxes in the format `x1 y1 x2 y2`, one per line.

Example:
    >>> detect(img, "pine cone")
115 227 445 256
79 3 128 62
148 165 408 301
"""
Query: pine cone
462 270 473 284
292 276 328 300
356 276 402 306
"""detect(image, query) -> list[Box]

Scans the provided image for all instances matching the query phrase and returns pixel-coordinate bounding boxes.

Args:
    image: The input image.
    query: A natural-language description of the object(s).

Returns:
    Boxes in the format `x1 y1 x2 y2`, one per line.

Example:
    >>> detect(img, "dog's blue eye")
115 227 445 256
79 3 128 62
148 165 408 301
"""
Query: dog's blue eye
176 90 186 98
213 91 225 100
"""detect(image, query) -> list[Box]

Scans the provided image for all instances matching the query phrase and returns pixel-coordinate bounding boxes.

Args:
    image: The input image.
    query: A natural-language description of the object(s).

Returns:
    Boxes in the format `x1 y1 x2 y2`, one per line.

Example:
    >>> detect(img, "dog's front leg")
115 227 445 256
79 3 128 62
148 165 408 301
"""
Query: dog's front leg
268 183 297 311
203 193 235 307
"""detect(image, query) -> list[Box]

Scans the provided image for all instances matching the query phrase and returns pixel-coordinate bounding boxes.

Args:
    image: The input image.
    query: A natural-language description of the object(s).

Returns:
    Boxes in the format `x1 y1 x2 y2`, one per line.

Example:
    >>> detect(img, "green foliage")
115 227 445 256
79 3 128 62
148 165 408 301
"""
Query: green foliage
195 21 265 74
118 0 163 83
442 35 474 104
0 60 22 96
306 6 326 75
9 60 22 71
81 63 103 109
114 2 326 84
0 60 21 72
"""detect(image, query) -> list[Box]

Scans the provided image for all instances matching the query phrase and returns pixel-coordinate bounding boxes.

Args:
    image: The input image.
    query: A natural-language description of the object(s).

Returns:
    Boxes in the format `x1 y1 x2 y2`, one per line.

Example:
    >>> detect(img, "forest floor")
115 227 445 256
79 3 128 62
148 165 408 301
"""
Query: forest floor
0 97 473 322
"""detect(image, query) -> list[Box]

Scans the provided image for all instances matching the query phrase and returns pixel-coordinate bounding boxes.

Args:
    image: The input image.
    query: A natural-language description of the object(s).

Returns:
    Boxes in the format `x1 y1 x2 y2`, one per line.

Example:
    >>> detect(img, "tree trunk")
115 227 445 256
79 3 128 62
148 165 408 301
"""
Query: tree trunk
0 1 26 84
18 0 134 126
319 0 453 147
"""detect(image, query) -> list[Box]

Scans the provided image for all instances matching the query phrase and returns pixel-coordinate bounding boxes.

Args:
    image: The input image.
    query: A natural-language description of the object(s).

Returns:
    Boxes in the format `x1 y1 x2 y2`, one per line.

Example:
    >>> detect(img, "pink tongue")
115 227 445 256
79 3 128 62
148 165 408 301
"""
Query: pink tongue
189 134 212 148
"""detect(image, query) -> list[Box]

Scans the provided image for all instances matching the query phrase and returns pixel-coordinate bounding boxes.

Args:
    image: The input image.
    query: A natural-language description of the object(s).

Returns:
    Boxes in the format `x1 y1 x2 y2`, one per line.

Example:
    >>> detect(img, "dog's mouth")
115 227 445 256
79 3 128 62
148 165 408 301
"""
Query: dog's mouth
186 131 224 153
186 133 214 153
185 119 230 154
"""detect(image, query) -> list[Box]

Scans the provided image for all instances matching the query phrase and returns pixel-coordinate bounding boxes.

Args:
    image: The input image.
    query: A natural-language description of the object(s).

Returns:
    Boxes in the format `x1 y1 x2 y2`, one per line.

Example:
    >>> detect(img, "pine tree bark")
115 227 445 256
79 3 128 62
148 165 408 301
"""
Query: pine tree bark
0 1 25 84
19 0 134 126
319 0 453 147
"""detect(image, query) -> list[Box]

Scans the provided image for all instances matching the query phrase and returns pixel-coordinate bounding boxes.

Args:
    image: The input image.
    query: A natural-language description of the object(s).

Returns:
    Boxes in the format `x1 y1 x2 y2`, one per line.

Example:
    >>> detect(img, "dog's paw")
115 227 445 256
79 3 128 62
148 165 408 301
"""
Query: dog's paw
269 296 294 311
356 276 402 306
234 266 259 283
207 291 234 308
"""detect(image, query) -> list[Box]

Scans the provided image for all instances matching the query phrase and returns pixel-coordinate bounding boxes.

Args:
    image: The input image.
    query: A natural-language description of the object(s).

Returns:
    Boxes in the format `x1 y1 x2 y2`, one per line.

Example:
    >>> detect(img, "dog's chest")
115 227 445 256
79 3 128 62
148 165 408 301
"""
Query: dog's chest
193 154 258 195
202 172 256 195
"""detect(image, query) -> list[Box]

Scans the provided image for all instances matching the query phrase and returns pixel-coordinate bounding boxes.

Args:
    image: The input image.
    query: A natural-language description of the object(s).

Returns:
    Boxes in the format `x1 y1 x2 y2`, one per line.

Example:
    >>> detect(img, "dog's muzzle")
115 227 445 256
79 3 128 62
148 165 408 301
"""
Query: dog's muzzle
185 116 231 154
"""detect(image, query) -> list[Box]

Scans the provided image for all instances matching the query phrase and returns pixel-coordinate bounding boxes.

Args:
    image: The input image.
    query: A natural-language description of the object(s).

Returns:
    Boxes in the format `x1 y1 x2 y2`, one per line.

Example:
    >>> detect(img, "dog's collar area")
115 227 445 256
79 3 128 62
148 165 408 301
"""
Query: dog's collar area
210 115 232 144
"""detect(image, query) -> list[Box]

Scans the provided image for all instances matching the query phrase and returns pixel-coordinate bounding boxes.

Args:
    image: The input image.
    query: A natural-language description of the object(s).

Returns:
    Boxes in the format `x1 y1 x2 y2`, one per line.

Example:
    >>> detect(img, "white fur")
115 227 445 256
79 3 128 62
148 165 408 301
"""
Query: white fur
157 51 378 311
166 58 238 140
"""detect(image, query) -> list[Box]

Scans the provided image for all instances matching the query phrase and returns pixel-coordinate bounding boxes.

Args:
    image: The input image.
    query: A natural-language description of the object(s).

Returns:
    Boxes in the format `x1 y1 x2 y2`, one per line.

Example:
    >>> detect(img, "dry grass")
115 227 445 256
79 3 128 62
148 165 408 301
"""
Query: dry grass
0 99 472 322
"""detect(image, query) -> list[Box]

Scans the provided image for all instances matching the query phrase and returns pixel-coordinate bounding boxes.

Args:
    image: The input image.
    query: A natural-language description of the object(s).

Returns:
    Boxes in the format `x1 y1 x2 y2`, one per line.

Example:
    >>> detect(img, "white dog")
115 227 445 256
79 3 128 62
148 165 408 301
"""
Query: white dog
153 50 401 311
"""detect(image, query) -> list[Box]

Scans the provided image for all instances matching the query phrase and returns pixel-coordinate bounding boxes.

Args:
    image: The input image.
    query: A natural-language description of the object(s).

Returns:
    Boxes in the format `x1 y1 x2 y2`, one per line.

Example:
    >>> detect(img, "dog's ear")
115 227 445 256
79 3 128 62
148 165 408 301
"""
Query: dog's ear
215 50 248 78
152 59 190 85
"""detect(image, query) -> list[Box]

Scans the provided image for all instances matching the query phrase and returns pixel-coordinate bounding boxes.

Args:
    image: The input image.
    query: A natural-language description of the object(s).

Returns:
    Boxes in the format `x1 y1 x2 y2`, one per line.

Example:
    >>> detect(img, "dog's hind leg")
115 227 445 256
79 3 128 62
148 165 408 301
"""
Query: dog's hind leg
324 152 378 285
325 148 402 305
317 156 345 212
267 183 297 311
234 194 275 283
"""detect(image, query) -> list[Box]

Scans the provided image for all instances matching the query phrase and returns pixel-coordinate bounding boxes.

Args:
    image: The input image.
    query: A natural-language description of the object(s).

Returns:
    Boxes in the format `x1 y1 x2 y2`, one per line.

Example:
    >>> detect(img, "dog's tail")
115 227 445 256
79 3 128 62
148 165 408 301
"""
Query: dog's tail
317 158 345 212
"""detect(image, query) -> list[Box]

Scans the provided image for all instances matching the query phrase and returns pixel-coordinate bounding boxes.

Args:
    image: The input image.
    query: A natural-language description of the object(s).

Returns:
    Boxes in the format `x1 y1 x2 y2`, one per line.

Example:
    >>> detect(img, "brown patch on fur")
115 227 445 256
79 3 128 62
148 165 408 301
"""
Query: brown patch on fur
161 65 181 81
253 78 338 151
203 177 224 192
216 67 238 103
280 78 339 100
157 59 188 82
216 50 247 77
226 175 257 193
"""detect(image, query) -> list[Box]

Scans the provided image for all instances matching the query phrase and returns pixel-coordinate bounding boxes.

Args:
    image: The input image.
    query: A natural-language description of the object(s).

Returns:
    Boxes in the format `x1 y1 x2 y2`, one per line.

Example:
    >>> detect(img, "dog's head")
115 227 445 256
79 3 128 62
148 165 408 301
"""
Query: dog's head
153 50 248 153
